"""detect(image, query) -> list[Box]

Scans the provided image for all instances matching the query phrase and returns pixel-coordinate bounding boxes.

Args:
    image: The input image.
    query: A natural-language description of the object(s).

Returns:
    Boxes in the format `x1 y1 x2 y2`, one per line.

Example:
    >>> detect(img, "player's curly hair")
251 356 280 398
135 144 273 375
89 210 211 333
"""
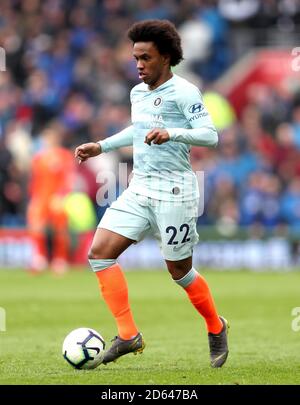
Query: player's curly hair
127 19 183 67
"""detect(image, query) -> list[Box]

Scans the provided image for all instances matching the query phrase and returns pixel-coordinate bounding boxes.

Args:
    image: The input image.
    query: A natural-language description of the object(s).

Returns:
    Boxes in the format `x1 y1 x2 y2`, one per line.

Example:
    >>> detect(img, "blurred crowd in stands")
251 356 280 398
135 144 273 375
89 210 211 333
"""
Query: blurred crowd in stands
1 0 300 240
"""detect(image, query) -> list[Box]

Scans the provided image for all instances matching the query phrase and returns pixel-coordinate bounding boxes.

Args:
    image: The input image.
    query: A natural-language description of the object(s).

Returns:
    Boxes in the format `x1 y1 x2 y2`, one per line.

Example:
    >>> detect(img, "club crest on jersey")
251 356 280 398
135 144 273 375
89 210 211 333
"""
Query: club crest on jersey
188 103 204 114
153 97 163 107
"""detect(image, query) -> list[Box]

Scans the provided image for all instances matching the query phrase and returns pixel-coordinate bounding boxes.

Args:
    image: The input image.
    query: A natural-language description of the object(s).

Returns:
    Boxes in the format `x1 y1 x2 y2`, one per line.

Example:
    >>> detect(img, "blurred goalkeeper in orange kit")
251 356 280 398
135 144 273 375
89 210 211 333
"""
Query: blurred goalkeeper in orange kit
27 124 75 274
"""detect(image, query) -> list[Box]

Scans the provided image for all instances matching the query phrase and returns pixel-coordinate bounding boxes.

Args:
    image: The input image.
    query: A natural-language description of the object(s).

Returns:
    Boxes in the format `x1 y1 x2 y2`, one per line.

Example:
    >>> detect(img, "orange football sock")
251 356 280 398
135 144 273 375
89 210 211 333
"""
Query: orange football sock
52 230 69 262
184 273 223 334
95 264 138 340
31 230 47 259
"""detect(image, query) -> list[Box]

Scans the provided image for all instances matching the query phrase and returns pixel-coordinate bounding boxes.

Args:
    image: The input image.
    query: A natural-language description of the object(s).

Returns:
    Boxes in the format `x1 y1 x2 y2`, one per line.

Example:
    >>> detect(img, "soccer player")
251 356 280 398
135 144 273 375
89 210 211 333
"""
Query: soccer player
27 125 75 274
75 19 229 368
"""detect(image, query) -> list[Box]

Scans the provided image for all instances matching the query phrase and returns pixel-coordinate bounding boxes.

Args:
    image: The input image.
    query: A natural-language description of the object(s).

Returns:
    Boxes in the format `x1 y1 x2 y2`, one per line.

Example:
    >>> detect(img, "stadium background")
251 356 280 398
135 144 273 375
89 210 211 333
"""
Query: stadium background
1 0 300 270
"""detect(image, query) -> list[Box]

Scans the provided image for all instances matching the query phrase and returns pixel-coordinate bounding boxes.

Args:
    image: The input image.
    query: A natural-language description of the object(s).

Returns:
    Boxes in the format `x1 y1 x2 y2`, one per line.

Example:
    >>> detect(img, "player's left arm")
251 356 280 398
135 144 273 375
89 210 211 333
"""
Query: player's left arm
145 87 218 147
145 128 170 145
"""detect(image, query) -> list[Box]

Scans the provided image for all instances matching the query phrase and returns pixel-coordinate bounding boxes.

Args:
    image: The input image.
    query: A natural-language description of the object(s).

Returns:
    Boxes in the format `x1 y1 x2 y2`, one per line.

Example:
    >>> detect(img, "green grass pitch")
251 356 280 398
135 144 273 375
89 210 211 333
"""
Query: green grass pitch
0 268 299 385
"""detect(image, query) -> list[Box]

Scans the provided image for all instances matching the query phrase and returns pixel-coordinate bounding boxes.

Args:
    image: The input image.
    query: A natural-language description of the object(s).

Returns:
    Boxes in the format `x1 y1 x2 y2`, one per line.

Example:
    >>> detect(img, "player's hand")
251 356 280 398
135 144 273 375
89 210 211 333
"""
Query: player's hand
74 142 102 164
144 128 170 145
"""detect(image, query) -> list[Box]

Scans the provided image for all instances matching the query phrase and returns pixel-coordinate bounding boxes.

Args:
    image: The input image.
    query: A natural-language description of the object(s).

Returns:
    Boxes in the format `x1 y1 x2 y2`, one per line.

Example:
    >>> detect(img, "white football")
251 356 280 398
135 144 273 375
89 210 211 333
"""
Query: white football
62 327 105 369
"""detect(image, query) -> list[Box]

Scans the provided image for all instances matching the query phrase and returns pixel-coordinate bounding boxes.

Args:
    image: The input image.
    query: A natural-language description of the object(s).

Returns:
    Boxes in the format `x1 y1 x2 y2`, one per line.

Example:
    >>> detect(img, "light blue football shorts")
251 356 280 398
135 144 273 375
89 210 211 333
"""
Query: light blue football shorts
98 188 199 261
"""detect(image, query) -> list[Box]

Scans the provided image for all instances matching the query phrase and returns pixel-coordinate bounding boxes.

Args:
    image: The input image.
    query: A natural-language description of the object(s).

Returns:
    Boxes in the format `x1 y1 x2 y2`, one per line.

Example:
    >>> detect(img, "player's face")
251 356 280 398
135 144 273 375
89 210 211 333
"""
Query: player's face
133 42 170 90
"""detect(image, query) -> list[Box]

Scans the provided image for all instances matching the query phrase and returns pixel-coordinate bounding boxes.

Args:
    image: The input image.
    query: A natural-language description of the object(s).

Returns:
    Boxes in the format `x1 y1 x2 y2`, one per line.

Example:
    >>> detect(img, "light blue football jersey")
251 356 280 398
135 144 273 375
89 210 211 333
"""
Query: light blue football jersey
100 74 218 202
129 74 217 201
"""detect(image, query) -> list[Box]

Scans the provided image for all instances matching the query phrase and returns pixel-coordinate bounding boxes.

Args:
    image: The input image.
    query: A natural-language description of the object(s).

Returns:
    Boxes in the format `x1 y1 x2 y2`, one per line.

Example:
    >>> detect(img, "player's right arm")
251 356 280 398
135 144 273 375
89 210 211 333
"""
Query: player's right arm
74 125 134 163
75 142 101 163
99 125 134 153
